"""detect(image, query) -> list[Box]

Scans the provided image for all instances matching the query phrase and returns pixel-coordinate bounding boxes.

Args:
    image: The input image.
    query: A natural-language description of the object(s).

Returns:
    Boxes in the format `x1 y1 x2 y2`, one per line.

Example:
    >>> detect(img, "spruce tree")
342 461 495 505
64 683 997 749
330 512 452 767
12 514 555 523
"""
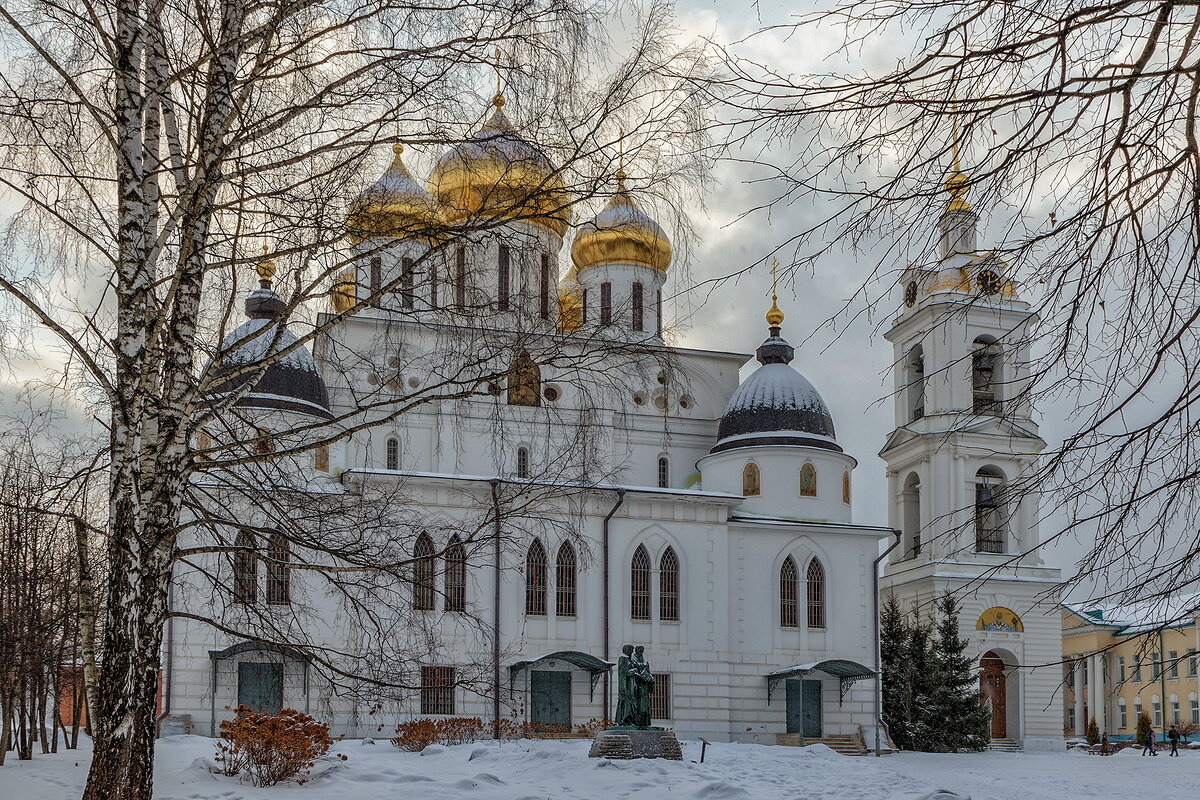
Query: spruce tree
880 593 913 749
919 594 991 752
906 610 938 749
1086 717 1100 746
1137 711 1153 748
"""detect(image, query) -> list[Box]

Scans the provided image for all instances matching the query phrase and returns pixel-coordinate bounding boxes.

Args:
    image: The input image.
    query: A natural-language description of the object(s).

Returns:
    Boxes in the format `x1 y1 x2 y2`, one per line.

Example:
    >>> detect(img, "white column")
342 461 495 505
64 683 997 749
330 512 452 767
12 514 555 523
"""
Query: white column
1089 654 1105 733
1074 659 1086 735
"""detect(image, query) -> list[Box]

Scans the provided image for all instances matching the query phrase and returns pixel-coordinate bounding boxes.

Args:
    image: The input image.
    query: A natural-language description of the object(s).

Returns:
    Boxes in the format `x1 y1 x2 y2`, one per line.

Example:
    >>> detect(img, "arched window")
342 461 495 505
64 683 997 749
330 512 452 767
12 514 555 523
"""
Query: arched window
972 336 1002 415
975 466 1007 553
657 456 670 489
555 542 577 617
517 447 530 478
631 545 651 620
780 556 798 628
742 463 761 496
413 533 436 610
445 536 466 612
842 471 851 504
806 558 825 629
386 437 399 470
525 539 547 616
632 282 644 331
233 531 257 605
507 350 541 407
660 547 680 621
266 532 290 605
903 472 922 557
800 463 818 497
906 345 925 421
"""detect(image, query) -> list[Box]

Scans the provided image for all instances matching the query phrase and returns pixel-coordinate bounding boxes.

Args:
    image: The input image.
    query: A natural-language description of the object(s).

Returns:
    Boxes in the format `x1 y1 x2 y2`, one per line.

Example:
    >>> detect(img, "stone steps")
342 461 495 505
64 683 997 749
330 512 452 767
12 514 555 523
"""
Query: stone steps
987 737 1022 752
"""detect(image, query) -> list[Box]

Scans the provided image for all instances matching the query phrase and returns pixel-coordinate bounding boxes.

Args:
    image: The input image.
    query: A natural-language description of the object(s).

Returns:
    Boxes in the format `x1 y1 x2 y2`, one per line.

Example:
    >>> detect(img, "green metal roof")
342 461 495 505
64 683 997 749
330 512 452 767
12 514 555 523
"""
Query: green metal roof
509 651 613 677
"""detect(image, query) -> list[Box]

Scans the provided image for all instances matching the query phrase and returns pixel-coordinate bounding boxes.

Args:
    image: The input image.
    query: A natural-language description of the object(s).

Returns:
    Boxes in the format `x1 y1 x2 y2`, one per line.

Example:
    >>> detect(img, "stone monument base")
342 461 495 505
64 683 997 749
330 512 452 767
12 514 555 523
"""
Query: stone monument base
588 727 683 760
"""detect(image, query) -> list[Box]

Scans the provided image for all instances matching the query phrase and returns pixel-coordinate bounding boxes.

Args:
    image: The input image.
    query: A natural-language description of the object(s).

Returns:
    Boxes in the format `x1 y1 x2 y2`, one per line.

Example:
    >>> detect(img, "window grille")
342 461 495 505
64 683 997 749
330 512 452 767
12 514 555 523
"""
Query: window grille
632 282 644 331
660 547 680 621
444 538 466 612
420 666 455 715
780 557 798 627
650 674 671 720
556 543 577 617
233 531 257 605
498 245 510 312
413 533 436 610
525 539 547 616
807 559 825 629
517 447 530 478
657 457 669 489
266 533 290 605
386 437 399 470
631 545 651 620
600 282 612 326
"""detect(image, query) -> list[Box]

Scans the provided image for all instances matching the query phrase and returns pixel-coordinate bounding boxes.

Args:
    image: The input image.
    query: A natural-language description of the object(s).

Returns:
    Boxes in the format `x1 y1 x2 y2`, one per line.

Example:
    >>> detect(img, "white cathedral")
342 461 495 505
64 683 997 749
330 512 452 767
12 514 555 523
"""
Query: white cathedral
163 95 1063 751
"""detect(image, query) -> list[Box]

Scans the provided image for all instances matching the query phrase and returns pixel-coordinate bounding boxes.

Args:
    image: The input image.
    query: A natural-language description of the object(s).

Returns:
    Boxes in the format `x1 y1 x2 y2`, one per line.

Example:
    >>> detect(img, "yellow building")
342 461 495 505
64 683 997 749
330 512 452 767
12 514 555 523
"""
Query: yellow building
1061 601 1200 739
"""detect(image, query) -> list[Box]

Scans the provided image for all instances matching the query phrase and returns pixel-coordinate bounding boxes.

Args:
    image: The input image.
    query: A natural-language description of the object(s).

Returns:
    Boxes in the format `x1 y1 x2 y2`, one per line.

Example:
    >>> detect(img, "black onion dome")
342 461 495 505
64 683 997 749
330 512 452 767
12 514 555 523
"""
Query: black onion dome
711 327 840 454
209 286 332 419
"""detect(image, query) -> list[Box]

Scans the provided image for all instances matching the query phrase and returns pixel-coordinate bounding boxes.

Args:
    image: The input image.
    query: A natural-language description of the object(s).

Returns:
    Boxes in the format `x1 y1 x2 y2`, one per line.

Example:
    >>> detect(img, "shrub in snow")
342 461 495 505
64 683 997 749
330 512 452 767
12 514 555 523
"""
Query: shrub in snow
1086 717 1100 746
392 717 486 751
574 718 614 737
215 706 344 787
1136 711 1153 748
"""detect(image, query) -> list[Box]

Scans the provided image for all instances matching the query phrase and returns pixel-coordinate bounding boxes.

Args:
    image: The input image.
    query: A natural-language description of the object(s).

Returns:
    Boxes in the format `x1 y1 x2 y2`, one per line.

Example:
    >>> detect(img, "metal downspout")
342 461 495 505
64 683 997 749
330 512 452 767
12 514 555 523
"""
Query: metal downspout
491 479 502 739
873 528 903 755
601 489 626 722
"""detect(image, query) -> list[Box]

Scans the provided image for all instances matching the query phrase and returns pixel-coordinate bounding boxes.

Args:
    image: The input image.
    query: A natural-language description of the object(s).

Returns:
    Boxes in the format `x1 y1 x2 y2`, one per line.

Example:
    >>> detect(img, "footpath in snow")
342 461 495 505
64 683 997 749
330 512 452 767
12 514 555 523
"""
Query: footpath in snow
0 736 1195 800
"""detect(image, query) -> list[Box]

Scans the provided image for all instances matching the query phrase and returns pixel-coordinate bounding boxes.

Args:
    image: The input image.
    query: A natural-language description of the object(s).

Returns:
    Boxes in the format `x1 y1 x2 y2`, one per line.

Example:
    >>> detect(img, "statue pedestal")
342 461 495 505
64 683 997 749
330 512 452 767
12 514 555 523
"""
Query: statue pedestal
588 727 683 760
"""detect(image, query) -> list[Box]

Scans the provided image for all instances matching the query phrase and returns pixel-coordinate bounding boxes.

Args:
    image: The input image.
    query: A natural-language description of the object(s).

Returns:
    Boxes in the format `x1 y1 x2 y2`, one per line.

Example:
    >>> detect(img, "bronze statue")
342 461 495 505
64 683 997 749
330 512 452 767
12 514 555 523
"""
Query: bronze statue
614 644 635 726
631 645 655 727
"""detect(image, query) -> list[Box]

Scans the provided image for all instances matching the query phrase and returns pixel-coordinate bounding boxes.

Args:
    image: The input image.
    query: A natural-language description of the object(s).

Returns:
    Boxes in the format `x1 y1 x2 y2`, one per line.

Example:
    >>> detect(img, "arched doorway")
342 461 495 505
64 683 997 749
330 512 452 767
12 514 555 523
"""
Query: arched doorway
980 651 1007 739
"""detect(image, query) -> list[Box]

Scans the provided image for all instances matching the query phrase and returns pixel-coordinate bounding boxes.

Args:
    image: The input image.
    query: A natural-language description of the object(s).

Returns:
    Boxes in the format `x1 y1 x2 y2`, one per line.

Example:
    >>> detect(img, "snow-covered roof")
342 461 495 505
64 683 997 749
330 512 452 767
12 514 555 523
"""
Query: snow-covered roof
1064 592 1200 636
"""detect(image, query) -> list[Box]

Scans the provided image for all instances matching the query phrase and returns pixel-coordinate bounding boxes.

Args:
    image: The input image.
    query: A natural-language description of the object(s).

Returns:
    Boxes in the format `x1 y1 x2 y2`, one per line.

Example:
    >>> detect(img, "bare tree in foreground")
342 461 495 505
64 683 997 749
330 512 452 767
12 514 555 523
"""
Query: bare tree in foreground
0 0 714 797
717 0 1200 612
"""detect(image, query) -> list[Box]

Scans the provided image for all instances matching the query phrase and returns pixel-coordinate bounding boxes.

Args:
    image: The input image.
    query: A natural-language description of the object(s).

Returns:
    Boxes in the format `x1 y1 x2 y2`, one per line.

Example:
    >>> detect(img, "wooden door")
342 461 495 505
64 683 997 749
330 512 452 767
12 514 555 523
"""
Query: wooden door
530 670 571 729
980 652 1006 739
237 662 283 715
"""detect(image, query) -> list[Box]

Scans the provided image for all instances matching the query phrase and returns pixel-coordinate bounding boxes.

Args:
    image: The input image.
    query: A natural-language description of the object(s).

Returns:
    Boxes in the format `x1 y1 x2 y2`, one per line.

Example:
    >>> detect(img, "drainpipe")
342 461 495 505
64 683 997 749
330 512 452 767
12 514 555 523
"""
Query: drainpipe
873 528 903 756
1159 631 1167 739
601 489 626 721
490 479 502 739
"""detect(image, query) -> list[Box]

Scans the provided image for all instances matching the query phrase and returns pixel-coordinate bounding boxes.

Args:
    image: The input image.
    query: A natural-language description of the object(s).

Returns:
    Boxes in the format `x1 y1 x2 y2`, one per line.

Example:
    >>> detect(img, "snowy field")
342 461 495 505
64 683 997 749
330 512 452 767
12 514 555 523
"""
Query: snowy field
1 736 1195 800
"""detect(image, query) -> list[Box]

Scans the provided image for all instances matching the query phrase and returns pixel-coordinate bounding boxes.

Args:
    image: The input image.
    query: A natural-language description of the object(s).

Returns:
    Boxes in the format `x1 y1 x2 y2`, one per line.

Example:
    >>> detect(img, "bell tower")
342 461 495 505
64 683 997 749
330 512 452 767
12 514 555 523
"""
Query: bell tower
878 138 1063 752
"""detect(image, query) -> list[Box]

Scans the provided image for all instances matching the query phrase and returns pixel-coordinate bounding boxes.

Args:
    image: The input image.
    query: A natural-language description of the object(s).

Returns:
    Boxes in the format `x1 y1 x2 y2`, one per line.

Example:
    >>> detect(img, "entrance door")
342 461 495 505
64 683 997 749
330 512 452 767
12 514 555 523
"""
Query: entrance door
785 679 823 737
530 670 571 729
979 651 1007 738
237 662 283 715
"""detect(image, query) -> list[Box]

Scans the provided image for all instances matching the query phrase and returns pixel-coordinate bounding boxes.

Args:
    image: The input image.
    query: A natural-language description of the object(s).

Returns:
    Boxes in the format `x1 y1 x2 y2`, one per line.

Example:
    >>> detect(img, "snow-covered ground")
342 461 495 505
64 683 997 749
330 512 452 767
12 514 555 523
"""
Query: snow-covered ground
0 736 1194 800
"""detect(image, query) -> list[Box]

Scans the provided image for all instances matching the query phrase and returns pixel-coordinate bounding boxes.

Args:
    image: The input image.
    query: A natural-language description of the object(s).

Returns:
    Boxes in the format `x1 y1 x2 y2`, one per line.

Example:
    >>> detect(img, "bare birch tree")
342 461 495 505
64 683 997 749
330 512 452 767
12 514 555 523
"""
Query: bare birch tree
716 1 1200 612
0 0 714 797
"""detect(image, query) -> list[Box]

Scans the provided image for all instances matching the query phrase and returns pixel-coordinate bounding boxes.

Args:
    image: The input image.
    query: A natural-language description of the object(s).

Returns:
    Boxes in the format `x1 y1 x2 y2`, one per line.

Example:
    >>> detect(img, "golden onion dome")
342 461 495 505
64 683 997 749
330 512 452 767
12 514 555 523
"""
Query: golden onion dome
347 144 442 240
570 173 672 273
330 268 357 313
428 98 571 237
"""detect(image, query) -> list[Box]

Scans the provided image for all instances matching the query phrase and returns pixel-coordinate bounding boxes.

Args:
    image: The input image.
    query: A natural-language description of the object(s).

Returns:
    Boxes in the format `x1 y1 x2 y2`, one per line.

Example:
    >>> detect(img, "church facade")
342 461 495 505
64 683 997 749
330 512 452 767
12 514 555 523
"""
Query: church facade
878 156 1064 751
163 95 894 746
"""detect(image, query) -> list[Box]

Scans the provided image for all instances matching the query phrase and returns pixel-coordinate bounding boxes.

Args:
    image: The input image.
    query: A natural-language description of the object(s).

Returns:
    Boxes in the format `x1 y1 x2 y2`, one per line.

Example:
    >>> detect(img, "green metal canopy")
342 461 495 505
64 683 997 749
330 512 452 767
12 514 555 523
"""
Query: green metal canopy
766 659 877 705
509 651 615 700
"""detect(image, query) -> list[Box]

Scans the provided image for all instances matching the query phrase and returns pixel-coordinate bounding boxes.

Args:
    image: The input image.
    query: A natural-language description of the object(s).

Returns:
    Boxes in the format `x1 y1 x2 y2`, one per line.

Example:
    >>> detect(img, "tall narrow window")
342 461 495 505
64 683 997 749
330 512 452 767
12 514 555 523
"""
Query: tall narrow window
1189 650 1198 677
742 463 761 496
370 256 382 305
413 533 436 610
780 556 798 627
266 532 290 605
842 471 851 504
1170 651 1180 679
660 547 680 621
972 336 1002 415
386 437 399 470
516 447 530 478
455 246 467 309
420 666 455 715
799 463 818 497
429 260 438 309
1192 695 1199 724
657 456 670 489
444 536 466 612
656 289 663 336
498 245 511 312
400 257 415 309
631 545 651 620
806 558 825 629
233 531 257 605
1119 698 1127 730
556 542 577 617
600 282 612 325
525 539 547 616
975 467 1006 553
582 288 589 324
539 254 551 319
906 346 925 421
632 282 644 331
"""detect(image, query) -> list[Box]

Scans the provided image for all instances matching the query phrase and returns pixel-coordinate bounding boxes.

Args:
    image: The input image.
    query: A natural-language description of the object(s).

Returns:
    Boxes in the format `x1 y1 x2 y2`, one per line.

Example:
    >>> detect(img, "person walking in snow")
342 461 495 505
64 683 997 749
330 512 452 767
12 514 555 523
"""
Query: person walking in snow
1142 726 1155 755
1167 724 1181 756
